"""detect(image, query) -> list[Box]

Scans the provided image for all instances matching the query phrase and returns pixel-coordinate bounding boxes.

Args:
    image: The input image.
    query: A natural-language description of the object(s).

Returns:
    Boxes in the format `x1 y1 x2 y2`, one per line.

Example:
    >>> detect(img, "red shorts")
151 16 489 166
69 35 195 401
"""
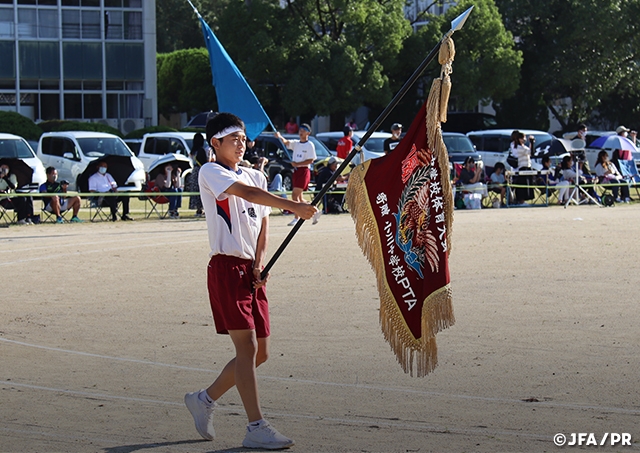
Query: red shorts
207 254 270 338
292 167 311 190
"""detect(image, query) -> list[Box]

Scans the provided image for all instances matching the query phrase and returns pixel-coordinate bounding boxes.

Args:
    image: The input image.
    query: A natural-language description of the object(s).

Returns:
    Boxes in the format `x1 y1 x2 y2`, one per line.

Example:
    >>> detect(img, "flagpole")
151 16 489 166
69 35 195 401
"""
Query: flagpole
260 6 473 280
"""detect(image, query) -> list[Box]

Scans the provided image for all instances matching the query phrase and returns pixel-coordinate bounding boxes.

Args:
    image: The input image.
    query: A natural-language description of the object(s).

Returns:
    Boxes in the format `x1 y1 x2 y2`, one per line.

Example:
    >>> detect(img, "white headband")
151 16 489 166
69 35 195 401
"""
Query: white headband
213 126 244 139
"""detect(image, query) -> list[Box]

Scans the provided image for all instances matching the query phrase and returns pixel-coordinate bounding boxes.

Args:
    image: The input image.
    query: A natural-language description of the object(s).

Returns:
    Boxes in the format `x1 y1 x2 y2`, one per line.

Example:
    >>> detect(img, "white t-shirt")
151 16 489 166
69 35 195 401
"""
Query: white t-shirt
88 172 117 192
199 162 271 260
288 140 316 169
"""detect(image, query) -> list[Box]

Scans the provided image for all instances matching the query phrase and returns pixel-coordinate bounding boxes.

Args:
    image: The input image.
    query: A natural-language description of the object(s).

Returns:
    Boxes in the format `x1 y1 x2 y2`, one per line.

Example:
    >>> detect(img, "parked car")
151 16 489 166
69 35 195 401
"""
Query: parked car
137 132 198 172
467 129 553 171
36 131 145 191
124 138 143 156
316 131 391 166
185 111 216 129
0 133 46 190
254 133 332 191
442 132 482 164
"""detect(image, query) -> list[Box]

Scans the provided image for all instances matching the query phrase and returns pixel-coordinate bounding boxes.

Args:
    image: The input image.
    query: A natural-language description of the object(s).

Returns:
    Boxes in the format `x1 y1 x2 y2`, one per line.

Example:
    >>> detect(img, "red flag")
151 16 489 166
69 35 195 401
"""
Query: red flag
346 40 456 376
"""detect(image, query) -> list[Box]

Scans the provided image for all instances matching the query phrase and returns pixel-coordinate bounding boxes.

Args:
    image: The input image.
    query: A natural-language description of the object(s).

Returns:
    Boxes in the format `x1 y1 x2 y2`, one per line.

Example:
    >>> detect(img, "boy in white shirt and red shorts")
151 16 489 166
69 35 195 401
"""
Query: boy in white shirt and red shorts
184 113 317 449
276 124 320 226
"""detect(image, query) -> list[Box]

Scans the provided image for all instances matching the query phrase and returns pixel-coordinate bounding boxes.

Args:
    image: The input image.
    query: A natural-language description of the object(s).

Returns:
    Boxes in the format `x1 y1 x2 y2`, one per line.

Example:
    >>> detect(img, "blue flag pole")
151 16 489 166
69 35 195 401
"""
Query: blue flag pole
187 1 276 140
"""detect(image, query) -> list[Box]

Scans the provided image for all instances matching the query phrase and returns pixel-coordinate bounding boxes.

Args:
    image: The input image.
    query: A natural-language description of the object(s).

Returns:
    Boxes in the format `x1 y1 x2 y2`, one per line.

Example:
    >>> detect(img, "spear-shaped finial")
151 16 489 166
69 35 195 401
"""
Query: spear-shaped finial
450 6 474 34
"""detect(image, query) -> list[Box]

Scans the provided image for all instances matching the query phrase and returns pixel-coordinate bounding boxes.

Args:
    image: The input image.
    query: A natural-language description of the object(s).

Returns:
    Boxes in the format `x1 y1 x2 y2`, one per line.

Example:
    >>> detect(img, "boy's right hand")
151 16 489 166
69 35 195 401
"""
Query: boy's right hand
293 203 318 220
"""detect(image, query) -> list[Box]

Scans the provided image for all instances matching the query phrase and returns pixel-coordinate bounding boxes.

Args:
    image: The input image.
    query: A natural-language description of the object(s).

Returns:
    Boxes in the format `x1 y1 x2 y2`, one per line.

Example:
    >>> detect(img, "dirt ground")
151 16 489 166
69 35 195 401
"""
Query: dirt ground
1 205 640 453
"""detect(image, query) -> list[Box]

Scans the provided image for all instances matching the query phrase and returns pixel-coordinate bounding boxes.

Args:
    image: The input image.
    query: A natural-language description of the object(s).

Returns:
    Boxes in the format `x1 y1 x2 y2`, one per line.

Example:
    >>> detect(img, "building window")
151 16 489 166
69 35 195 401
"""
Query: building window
84 93 101 118
64 93 81 118
18 8 37 38
105 10 122 39
38 9 58 38
124 11 141 39
40 93 60 120
62 9 80 38
0 9 14 38
106 42 143 79
81 10 100 39
63 42 102 79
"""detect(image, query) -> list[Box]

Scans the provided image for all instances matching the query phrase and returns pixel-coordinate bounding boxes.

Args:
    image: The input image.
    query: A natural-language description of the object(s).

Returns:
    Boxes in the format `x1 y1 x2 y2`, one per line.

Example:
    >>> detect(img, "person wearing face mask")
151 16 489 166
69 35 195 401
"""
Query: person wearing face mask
575 124 587 141
88 161 133 221
616 125 630 138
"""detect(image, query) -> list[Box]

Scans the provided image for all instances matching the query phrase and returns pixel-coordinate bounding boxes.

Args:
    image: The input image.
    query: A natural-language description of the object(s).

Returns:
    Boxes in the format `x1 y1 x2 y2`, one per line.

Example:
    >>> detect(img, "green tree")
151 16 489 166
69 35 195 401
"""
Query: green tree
495 0 640 130
383 0 522 130
156 0 206 53
157 48 217 117
215 0 412 120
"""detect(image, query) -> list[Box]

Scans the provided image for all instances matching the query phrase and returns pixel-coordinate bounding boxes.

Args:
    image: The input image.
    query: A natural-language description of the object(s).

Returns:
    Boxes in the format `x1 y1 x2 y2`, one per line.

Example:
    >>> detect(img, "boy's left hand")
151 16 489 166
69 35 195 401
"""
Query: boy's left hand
253 267 269 289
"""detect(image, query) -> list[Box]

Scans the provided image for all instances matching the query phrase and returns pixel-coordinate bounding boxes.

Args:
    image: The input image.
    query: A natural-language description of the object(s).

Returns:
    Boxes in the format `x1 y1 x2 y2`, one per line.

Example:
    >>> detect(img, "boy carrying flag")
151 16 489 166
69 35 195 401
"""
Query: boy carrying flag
184 113 317 449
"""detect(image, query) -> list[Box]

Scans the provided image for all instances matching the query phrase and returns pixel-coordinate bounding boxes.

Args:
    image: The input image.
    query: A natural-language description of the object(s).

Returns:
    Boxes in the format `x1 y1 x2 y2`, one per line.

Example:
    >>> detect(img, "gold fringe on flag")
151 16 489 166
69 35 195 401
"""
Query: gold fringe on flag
346 37 456 377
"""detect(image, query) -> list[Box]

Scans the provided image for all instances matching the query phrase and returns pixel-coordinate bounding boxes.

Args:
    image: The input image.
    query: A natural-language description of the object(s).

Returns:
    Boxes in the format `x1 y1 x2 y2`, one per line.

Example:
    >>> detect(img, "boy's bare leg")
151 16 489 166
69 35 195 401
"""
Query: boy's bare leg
71 196 81 216
206 332 269 422
291 188 303 206
50 196 61 216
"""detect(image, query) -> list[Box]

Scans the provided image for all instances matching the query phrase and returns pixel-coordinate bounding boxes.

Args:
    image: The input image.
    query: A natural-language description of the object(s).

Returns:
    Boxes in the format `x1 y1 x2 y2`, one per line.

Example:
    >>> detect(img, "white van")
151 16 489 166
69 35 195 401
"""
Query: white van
137 132 198 172
316 131 391 166
0 133 46 190
467 129 553 171
36 131 145 191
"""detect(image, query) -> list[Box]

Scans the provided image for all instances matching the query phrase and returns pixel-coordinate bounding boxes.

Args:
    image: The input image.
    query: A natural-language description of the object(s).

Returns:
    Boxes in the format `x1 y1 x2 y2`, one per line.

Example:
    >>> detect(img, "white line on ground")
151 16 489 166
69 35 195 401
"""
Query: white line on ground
0 238 205 267
0 380 549 442
2 337 638 416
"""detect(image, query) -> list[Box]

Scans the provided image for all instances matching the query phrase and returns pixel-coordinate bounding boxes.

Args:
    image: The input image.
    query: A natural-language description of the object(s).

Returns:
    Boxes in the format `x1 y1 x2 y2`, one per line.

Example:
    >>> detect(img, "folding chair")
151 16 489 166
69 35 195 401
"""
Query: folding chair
618 160 640 199
41 199 72 223
143 181 170 219
0 197 16 226
88 196 118 222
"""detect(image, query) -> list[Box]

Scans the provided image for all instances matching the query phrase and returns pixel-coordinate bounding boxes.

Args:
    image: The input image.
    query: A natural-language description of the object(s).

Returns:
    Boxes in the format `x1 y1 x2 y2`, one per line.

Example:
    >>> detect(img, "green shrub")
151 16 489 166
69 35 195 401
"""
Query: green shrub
125 125 177 139
0 112 43 141
38 120 123 137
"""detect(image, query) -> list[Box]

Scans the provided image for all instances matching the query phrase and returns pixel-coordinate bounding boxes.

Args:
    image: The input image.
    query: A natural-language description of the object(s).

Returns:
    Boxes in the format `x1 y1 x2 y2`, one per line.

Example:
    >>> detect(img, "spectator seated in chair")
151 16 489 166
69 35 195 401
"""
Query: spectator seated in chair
595 150 630 203
88 161 133 221
154 164 183 219
39 166 82 223
459 157 488 198
0 162 34 225
488 162 507 207
315 156 348 214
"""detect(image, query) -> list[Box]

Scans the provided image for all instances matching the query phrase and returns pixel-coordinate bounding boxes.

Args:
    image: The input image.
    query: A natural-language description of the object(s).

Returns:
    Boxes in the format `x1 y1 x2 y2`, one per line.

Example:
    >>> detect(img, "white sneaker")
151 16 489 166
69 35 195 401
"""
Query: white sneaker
16 219 27 225
242 420 294 450
312 210 322 225
287 218 298 226
184 390 216 440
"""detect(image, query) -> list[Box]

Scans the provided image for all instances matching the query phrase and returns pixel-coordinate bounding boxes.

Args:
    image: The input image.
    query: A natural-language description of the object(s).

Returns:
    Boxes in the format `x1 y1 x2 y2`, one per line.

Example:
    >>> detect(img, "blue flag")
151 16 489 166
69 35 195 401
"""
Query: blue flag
198 16 273 140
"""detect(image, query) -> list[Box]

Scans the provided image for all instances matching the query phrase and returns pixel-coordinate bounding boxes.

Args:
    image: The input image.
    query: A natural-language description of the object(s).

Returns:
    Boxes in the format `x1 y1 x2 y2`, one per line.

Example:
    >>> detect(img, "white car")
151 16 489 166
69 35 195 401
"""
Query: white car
36 131 145 191
137 132 198 172
0 133 46 190
316 131 391 166
467 129 553 171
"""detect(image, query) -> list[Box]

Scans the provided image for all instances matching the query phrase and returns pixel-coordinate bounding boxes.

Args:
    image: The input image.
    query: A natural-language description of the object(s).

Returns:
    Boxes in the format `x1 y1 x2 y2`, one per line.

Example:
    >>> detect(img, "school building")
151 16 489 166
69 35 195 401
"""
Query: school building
0 0 157 134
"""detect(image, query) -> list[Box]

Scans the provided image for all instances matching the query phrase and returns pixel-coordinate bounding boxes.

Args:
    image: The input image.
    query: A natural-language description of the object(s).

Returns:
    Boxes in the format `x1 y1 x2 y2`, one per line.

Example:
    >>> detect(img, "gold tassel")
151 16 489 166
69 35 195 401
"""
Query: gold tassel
437 37 455 124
